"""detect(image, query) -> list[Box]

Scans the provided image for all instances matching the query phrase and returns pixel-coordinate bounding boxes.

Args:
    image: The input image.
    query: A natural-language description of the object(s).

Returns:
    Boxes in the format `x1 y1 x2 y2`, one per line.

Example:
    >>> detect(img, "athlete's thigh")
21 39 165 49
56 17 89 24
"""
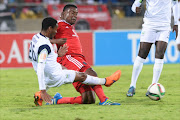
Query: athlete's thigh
155 41 168 58
138 42 153 59
45 70 76 88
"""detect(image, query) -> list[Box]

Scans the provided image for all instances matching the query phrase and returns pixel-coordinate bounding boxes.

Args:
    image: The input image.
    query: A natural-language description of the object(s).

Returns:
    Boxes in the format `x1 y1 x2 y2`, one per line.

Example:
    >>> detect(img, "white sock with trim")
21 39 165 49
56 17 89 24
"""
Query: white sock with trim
82 75 106 85
130 56 146 88
152 58 164 84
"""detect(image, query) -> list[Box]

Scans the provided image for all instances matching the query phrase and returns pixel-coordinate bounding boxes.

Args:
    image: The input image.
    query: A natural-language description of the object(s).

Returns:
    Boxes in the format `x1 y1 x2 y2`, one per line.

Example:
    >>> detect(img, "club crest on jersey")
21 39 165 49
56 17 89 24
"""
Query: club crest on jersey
66 74 70 78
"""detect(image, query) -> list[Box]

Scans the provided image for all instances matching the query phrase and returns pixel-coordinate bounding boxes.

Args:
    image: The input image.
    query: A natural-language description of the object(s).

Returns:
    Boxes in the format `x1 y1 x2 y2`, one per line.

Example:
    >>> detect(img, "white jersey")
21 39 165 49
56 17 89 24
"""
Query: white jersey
132 0 179 30
29 33 63 90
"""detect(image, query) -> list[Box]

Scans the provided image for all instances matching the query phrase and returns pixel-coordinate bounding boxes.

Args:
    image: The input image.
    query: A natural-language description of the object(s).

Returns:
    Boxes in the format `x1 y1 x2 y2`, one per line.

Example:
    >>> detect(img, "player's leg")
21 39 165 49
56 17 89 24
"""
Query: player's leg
85 68 108 103
127 42 152 97
152 41 167 84
48 70 121 105
127 28 155 97
73 81 95 104
74 71 121 86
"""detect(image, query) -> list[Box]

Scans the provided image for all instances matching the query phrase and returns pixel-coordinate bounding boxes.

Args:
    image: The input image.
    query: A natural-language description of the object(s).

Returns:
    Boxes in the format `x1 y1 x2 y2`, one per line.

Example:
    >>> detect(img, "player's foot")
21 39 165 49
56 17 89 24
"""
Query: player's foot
99 98 121 105
34 91 43 106
105 70 121 87
146 91 150 97
126 86 135 97
46 92 63 105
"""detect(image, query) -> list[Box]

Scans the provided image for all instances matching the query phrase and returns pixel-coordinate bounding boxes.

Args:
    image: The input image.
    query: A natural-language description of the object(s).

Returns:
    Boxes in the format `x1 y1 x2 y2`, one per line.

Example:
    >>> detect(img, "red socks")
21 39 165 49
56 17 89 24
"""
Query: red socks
92 85 107 103
57 96 82 104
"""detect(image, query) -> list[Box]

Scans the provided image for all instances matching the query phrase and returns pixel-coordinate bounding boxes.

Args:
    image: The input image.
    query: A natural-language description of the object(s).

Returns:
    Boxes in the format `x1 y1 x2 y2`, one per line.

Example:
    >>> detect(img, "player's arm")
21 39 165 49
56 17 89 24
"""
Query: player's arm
50 38 67 46
131 0 143 13
37 45 53 103
172 0 179 38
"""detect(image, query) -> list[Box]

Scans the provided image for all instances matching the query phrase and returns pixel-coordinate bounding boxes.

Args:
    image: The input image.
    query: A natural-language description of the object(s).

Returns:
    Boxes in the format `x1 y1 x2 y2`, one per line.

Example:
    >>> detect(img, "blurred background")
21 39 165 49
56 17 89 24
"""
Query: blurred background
0 0 146 32
0 0 179 68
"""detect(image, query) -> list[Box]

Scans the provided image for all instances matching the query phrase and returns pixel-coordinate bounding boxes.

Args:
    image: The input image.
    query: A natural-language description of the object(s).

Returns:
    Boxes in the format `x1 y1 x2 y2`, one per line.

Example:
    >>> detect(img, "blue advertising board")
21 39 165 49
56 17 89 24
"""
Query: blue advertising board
94 30 180 66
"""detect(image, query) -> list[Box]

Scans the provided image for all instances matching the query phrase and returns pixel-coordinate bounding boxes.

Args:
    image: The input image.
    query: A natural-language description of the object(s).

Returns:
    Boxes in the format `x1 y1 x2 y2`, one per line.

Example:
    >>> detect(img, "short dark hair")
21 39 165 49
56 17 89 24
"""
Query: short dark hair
41 17 57 31
63 4 77 12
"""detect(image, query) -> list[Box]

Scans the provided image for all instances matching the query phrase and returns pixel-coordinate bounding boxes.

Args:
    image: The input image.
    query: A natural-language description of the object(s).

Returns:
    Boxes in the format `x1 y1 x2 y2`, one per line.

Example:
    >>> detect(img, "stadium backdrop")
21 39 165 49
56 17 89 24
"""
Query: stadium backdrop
0 30 179 68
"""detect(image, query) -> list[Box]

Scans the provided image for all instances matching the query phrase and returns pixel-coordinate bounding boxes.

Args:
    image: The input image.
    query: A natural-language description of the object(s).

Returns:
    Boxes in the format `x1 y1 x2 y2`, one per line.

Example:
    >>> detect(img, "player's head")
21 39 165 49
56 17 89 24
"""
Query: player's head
41 17 58 39
61 4 78 25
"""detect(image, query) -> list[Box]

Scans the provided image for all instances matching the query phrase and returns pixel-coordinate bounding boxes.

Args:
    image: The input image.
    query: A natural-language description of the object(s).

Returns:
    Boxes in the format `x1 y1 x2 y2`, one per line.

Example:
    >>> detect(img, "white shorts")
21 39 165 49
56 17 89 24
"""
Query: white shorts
140 27 170 43
45 70 76 89
177 35 180 44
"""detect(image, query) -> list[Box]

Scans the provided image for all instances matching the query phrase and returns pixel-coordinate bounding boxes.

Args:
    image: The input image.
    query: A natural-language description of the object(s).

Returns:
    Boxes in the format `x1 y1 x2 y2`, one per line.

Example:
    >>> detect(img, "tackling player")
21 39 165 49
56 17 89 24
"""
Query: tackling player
54 4 120 105
30 17 121 106
126 0 179 97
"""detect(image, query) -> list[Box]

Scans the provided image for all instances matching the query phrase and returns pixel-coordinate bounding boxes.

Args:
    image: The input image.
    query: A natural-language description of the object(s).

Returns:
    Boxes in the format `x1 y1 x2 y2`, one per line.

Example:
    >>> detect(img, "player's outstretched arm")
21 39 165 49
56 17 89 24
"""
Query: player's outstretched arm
50 38 67 45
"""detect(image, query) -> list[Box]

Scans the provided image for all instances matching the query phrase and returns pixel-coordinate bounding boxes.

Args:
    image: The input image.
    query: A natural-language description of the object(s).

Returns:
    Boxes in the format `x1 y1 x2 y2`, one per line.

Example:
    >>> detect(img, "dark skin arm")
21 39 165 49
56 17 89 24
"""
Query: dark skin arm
173 25 178 39
50 38 67 46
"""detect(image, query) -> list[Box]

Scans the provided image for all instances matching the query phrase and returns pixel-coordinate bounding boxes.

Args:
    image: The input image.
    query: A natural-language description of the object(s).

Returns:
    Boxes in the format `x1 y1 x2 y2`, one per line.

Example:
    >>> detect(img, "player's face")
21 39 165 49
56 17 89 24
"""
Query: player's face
63 7 78 25
49 24 58 39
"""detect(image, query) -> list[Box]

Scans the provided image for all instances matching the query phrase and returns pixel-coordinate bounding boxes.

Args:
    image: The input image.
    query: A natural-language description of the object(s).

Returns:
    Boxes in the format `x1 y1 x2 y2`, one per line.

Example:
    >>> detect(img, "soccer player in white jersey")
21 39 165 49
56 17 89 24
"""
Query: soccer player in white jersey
176 0 180 51
29 17 121 106
127 0 179 97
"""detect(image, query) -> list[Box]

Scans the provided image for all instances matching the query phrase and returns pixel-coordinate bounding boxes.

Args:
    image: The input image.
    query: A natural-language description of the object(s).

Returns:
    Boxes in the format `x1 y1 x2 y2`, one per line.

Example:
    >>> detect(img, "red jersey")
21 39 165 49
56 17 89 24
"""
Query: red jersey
55 20 82 55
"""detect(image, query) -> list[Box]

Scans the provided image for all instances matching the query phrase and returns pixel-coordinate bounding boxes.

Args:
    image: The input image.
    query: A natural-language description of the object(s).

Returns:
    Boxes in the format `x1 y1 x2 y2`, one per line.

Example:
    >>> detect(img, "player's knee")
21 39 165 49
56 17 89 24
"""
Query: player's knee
85 68 97 77
75 72 87 82
155 50 165 59
138 49 149 59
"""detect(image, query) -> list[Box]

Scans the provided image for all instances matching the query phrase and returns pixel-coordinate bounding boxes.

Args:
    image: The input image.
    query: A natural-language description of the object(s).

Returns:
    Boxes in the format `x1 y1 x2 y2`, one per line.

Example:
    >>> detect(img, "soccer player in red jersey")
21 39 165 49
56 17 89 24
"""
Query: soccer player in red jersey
54 4 121 105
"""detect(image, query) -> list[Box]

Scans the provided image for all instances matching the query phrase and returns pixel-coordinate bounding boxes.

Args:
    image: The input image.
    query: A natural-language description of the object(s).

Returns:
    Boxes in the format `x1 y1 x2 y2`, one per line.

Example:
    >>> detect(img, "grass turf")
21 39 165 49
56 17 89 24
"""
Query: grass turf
0 64 180 120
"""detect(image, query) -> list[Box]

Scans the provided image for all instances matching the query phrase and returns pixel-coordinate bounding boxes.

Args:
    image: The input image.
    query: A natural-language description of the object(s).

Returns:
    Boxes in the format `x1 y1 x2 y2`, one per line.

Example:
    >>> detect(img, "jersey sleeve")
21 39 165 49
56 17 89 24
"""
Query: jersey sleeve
38 44 51 63
37 44 51 90
131 0 143 13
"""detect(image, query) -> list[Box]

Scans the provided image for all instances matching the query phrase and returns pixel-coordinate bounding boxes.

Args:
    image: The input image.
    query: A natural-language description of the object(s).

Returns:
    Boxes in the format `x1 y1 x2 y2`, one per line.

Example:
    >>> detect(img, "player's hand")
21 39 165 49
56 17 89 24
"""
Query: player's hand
136 7 141 13
58 44 68 57
40 90 53 104
172 25 178 39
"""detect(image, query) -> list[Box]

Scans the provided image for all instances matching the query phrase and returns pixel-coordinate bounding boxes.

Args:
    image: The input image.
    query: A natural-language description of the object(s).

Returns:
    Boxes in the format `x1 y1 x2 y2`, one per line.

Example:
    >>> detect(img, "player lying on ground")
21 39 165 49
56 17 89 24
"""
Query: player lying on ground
29 17 121 106
52 4 120 105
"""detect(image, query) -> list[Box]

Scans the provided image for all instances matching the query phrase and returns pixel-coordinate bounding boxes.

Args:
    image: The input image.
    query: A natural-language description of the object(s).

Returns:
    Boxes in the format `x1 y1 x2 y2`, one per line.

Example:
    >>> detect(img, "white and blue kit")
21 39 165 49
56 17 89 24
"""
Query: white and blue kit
29 33 75 90
132 0 179 43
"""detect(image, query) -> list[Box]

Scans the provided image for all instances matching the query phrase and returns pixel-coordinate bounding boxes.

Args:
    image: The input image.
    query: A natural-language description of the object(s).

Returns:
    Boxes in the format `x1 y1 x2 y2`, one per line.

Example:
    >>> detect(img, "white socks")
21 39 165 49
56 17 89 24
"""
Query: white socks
152 58 164 84
130 56 164 88
82 75 106 85
130 56 145 88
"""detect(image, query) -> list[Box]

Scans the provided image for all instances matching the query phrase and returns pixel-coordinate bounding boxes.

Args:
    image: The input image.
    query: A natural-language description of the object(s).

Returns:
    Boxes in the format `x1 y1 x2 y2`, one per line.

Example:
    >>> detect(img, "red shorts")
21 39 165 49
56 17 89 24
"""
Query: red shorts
57 54 93 94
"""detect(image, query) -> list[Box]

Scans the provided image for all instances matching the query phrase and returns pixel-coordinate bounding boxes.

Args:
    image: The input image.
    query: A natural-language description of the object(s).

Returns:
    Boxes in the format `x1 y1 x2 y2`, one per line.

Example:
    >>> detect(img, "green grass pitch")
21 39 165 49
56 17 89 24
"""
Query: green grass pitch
0 64 180 120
